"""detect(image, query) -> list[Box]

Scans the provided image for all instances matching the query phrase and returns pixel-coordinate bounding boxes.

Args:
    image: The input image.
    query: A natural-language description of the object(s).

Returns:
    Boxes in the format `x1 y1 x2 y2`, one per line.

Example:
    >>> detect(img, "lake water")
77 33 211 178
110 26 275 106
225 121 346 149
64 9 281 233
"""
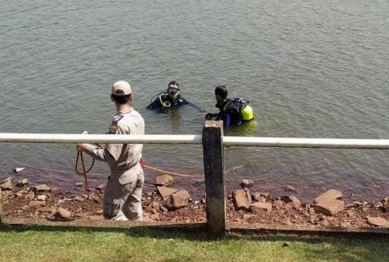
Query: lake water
1 0 389 201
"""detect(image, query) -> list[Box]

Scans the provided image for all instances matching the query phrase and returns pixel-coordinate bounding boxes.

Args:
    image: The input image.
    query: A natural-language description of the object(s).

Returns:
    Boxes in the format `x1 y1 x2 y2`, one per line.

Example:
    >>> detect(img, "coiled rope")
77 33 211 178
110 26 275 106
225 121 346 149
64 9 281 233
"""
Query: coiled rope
75 151 95 190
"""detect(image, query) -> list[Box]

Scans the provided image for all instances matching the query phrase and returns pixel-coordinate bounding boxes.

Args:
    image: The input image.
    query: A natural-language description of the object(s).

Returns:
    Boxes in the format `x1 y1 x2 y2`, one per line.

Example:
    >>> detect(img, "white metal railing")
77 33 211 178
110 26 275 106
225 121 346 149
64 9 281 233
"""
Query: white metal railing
1 133 389 149
0 133 202 144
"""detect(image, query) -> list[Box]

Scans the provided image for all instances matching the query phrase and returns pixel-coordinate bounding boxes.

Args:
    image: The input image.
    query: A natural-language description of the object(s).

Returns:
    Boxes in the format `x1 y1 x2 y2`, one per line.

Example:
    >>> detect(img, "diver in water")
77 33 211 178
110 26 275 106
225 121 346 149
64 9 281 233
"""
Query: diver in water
205 85 254 128
147 81 206 113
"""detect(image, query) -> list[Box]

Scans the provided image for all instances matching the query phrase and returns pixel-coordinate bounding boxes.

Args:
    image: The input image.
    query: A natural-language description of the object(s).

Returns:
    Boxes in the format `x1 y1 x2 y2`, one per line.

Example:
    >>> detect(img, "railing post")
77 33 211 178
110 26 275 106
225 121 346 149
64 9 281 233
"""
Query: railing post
202 120 225 238
0 188 3 224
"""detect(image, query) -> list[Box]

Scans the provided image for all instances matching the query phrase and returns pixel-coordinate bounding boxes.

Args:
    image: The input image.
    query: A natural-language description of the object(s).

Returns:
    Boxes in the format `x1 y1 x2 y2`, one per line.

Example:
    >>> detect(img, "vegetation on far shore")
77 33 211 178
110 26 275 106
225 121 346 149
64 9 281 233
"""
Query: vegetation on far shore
1 223 389 262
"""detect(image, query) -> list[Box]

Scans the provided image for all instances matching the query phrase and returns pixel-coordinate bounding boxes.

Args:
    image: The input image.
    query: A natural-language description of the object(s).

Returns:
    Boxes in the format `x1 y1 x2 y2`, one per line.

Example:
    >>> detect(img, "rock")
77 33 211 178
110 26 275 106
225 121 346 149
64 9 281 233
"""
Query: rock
233 189 252 210
157 186 179 201
25 192 35 200
314 189 342 204
88 215 103 221
339 222 350 228
281 196 301 207
243 214 255 220
250 202 272 214
28 201 46 207
37 207 55 213
75 182 84 187
273 200 284 209
37 195 47 201
21 205 30 211
1 177 13 190
155 175 174 186
282 242 290 247
282 219 293 226
73 196 84 202
57 208 71 219
252 192 269 202
150 213 160 221
367 217 389 227
96 184 105 191
321 219 330 227
260 192 270 199
89 194 101 204
241 179 254 188
256 196 267 203
286 185 296 192
165 190 191 210
314 199 345 215
33 184 51 192
16 178 28 186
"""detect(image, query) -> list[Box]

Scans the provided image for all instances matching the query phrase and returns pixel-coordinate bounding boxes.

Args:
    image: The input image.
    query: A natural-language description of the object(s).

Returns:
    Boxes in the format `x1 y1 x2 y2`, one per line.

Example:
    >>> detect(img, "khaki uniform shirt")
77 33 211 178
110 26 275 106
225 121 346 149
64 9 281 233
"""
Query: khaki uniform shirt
84 107 145 184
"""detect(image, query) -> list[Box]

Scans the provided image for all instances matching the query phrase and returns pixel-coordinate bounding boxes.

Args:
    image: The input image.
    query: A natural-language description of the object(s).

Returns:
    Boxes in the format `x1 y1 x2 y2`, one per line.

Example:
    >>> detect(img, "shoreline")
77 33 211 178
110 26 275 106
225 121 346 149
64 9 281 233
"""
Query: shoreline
1 176 389 229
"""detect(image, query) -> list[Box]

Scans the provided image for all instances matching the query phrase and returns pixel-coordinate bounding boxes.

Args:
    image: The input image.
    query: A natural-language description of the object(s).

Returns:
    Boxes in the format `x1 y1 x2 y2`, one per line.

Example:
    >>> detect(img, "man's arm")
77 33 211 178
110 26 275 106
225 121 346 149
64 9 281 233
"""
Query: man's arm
146 98 163 110
78 126 125 163
181 97 207 113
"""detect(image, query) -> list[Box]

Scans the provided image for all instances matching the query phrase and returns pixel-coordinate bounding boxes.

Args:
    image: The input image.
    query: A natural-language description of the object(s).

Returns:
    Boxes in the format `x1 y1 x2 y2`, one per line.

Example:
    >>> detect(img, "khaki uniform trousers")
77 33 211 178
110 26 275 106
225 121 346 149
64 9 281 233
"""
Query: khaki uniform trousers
103 171 144 221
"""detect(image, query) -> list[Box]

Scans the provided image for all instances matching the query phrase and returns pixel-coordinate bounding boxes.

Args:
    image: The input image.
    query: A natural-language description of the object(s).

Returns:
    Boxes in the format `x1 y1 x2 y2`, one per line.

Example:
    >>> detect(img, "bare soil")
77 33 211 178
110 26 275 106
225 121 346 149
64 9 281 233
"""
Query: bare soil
2 181 389 230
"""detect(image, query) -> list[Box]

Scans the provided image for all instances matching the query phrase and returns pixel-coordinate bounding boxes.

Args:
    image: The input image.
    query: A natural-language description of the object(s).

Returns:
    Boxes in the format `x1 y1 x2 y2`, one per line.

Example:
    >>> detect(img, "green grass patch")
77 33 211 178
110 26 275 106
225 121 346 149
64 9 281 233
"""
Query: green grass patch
0 223 388 262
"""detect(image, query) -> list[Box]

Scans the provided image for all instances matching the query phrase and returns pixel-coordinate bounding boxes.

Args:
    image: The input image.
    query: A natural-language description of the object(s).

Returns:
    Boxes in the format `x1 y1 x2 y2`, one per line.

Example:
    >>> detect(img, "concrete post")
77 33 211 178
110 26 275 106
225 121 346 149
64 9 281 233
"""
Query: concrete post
0 188 3 224
202 120 225 237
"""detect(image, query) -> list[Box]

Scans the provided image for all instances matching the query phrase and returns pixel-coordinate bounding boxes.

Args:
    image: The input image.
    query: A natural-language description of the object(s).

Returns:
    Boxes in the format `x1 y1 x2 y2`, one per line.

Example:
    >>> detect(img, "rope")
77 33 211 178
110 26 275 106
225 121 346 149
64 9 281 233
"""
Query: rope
75 151 95 190
74 153 243 190
144 164 204 178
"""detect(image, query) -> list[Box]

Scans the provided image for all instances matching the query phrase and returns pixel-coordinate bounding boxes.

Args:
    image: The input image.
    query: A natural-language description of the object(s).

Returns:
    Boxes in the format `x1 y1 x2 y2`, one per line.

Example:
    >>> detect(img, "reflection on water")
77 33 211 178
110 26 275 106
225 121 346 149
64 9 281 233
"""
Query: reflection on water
1 0 389 201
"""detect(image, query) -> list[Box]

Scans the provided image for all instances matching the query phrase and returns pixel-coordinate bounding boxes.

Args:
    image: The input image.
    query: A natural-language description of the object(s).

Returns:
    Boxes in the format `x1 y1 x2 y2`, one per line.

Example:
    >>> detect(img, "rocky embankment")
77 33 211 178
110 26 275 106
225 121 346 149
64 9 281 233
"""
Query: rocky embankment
1 175 389 228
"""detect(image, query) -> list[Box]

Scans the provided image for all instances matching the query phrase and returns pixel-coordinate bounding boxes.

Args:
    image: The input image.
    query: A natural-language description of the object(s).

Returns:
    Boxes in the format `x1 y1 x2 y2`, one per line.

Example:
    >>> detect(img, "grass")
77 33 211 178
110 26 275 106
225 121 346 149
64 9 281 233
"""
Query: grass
0 223 388 262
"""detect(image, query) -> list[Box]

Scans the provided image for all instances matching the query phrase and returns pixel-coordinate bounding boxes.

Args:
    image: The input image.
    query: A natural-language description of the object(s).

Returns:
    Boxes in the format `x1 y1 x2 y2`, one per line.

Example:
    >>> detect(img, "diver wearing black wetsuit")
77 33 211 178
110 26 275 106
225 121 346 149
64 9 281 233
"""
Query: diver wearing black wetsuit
147 81 206 113
205 85 254 127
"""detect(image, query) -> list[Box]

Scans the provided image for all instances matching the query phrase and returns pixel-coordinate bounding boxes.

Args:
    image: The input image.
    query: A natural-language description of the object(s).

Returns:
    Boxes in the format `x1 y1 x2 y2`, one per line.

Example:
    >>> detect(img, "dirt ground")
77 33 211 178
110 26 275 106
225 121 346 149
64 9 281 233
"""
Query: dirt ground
2 178 389 229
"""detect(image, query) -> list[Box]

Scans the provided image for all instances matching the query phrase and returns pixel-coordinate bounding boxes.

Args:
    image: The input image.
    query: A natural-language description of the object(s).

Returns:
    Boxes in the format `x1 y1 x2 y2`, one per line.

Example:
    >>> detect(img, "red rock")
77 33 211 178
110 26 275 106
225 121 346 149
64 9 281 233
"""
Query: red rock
367 217 389 227
314 189 342 204
0 178 13 190
33 184 51 192
233 189 251 210
16 178 28 186
157 186 179 201
250 202 272 214
57 208 71 219
28 201 45 207
241 179 254 188
155 175 174 186
281 196 301 207
314 199 345 215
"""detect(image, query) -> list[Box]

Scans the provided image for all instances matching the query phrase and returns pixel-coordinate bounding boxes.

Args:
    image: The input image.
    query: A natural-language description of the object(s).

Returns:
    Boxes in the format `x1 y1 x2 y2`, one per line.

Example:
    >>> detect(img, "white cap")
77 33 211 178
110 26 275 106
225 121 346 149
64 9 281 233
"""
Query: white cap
111 81 132 96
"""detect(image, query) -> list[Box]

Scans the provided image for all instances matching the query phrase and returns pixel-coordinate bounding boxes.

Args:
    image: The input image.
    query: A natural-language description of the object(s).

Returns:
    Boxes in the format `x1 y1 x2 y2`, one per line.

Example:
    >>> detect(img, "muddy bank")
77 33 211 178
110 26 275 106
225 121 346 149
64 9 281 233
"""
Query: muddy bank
2 176 389 229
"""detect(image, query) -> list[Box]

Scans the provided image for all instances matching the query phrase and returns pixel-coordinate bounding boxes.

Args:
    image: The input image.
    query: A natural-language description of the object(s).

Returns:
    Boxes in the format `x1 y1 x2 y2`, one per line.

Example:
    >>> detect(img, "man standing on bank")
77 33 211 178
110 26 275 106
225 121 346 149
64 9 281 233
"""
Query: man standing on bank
77 80 145 221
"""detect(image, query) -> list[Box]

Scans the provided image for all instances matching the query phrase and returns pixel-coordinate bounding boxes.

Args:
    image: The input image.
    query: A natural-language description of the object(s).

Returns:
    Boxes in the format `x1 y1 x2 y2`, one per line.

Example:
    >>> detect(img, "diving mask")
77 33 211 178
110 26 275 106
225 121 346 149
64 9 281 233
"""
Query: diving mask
167 86 180 94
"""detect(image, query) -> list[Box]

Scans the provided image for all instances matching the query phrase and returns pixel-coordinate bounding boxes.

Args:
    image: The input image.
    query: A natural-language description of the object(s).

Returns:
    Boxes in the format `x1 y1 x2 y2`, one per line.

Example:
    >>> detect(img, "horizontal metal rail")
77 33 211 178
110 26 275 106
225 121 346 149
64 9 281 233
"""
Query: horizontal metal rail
0 133 389 149
0 133 202 144
222 137 389 149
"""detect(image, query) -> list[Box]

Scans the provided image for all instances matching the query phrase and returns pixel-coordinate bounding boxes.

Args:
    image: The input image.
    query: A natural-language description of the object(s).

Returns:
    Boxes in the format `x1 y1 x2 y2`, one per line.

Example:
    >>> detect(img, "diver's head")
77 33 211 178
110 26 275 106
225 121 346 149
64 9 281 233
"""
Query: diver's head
167 80 180 99
215 85 228 103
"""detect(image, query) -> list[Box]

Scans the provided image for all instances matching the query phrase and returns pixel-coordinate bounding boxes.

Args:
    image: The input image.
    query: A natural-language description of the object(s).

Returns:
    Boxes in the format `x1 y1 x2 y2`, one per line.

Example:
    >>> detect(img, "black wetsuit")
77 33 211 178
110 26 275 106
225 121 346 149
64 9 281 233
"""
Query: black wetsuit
147 94 189 113
206 98 248 127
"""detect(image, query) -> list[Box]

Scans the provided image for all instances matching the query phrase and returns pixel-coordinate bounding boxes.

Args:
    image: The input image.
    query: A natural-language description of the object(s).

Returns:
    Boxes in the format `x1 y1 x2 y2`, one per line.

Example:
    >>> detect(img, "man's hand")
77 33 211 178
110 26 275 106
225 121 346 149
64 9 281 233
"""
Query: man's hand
76 144 87 151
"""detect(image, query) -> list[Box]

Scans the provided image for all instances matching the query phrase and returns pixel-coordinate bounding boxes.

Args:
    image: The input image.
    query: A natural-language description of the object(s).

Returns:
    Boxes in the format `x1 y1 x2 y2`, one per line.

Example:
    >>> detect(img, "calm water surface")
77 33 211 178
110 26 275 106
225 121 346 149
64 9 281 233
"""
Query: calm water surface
1 0 389 201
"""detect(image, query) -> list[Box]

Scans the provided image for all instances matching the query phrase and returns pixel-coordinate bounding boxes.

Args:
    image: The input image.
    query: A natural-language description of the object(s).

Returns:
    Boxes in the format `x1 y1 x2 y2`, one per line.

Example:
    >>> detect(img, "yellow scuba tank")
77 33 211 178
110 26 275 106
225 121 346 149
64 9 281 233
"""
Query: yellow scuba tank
241 104 254 121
